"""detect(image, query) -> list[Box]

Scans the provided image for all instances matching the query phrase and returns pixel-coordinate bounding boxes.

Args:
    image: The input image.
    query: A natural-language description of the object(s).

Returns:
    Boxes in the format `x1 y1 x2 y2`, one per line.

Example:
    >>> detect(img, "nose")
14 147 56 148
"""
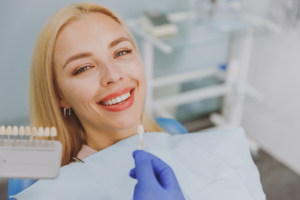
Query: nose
100 61 123 86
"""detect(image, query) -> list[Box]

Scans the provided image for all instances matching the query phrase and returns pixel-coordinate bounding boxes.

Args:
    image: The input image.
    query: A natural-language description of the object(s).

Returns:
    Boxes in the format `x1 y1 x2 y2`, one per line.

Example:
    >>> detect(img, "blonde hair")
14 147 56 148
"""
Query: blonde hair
29 2 164 166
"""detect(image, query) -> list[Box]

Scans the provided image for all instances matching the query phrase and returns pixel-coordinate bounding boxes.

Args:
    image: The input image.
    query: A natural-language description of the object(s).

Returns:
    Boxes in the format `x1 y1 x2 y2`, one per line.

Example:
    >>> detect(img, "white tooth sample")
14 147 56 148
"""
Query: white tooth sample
6 126 12 136
128 92 131 97
50 127 57 137
19 126 25 136
0 126 6 135
108 100 112 105
38 127 44 137
121 94 126 101
116 96 122 103
12 126 19 136
112 98 117 104
44 127 50 137
138 125 145 135
138 125 145 150
105 101 108 105
32 127 37 136
25 126 31 136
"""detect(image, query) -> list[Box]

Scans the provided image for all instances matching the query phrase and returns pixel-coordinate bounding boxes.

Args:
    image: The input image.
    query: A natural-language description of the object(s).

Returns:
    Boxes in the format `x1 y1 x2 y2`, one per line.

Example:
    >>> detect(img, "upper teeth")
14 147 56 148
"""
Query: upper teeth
102 92 131 105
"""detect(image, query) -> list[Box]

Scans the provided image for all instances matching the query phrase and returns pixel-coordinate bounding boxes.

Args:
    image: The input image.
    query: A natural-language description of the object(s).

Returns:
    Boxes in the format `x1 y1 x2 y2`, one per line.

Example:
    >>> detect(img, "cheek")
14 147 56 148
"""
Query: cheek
62 75 98 107
126 58 146 88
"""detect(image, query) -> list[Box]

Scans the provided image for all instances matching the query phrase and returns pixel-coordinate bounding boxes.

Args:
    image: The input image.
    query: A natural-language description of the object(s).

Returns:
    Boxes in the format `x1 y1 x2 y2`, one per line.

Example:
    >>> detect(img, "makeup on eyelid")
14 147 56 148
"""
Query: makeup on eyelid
72 49 132 75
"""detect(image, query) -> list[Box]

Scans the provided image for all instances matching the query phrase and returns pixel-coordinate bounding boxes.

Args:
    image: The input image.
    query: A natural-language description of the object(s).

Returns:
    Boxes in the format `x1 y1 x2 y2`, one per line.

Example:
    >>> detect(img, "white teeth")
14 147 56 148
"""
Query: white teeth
19 126 25 136
25 126 31 136
12 126 18 136
50 127 57 137
38 127 44 137
0 126 6 135
0 126 58 140
121 94 126 101
101 91 132 106
6 126 12 135
116 97 122 103
32 127 37 136
44 127 50 137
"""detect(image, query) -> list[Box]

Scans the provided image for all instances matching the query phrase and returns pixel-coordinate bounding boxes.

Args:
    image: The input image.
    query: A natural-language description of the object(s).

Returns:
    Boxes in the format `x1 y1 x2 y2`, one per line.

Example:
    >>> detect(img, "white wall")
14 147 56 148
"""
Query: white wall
242 29 300 175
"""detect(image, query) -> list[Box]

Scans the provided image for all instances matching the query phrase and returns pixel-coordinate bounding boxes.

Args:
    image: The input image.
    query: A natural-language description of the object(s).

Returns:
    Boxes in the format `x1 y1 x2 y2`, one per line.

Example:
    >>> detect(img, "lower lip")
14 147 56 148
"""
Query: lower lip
98 89 135 112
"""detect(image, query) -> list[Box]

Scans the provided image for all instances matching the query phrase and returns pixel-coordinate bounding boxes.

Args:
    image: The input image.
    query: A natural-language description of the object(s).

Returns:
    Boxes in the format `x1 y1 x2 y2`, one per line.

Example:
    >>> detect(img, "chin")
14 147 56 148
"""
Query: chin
112 114 140 130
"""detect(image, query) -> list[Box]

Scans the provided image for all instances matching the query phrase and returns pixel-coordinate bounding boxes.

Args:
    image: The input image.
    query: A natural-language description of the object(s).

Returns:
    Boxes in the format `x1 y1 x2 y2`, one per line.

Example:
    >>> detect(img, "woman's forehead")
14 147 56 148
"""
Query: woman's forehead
54 13 129 63
56 13 127 46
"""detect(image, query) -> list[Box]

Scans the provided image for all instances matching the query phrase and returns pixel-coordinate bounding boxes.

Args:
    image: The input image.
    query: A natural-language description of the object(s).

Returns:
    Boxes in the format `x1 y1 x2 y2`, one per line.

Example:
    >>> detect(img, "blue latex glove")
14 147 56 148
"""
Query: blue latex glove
129 150 185 200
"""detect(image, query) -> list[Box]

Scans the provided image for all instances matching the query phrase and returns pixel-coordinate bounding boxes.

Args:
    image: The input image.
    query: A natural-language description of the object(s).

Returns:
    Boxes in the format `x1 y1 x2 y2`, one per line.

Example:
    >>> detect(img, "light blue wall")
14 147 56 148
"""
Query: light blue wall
0 0 228 126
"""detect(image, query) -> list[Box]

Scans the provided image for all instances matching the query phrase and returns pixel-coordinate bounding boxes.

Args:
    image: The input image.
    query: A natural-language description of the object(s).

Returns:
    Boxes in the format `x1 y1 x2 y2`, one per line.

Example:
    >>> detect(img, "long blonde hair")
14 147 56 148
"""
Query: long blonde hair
29 2 164 166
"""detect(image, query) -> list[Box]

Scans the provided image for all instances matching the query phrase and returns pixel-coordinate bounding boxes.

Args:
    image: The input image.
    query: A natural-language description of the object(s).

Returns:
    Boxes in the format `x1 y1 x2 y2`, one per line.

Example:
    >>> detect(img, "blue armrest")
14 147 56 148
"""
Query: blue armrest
8 179 36 200
155 117 188 135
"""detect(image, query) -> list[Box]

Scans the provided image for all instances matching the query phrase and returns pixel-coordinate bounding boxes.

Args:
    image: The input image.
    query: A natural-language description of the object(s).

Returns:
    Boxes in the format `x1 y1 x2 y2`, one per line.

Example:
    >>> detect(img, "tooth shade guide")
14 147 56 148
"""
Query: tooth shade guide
31 127 37 139
44 127 50 140
25 126 31 136
0 139 62 179
0 126 5 135
19 126 25 136
137 125 145 150
6 126 12 136
12 126 19 136
37 127 44 139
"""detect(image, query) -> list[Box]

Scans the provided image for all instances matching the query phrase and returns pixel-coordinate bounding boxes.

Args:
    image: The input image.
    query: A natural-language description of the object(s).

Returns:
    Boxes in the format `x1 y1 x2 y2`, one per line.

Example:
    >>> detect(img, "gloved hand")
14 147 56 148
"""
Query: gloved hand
129 150 185 200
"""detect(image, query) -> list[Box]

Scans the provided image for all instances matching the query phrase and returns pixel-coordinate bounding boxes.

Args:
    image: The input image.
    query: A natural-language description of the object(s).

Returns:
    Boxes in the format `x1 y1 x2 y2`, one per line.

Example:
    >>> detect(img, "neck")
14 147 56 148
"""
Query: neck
84 122 142 151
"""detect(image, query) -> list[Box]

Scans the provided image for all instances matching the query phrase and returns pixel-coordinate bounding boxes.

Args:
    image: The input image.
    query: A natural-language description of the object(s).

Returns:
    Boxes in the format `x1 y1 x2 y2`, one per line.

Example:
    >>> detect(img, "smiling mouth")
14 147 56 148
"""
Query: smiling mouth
99 88 134 106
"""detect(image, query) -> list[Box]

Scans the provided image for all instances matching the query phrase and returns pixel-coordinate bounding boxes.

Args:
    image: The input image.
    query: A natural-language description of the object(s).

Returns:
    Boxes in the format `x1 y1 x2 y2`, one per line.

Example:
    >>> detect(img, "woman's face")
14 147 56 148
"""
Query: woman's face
53 13 146 133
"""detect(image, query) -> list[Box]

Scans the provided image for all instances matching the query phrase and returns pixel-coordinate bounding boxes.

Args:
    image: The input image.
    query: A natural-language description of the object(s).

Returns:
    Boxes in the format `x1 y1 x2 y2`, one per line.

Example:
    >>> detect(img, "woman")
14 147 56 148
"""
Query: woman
14 2 265 200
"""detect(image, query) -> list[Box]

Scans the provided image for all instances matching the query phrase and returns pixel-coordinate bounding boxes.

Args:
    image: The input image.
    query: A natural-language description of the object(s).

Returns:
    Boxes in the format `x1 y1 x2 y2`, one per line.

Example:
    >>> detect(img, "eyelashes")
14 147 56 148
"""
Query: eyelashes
73 65 91 75
114 49 132 59
73 49 132 75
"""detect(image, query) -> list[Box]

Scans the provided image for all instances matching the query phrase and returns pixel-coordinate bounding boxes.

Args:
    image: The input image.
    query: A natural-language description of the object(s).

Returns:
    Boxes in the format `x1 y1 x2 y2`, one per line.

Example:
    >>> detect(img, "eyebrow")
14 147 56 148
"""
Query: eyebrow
62 37 131 69
63 52 93 69
109 37 131 48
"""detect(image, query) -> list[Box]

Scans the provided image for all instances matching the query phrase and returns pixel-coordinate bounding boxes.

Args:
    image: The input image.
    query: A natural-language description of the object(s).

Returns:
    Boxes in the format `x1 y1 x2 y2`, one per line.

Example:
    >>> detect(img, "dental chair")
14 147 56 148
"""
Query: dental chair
7 117 188 200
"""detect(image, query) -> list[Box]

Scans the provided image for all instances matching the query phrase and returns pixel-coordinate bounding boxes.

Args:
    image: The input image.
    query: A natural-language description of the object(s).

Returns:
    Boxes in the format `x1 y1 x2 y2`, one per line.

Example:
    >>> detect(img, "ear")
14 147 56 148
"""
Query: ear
59 97 70 109
57 87 70 109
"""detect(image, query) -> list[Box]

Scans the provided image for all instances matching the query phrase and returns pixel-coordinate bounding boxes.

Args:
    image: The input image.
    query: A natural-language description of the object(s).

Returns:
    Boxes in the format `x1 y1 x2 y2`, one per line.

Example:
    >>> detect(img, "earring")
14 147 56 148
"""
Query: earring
64 107 72 117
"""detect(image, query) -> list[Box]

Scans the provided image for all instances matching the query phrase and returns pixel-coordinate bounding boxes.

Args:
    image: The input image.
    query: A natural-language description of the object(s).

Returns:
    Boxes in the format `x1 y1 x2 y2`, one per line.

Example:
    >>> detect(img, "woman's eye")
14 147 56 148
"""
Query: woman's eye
114 49 132 58
73 65 91 75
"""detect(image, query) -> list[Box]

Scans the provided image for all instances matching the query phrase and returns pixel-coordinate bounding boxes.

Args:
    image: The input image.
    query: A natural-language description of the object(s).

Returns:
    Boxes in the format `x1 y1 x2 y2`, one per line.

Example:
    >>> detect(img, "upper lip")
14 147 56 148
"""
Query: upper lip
98 87 135 103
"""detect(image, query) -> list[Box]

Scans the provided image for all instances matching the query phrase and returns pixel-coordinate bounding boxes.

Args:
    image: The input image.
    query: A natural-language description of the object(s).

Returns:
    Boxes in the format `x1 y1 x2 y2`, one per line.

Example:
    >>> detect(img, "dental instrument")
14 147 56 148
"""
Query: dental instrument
138 125 145 150
0 125 62 179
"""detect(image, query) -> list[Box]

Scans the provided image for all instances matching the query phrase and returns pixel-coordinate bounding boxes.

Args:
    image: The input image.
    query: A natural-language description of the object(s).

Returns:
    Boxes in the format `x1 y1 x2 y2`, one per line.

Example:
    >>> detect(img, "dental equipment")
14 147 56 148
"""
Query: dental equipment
0 125 62 179
138 125 145 150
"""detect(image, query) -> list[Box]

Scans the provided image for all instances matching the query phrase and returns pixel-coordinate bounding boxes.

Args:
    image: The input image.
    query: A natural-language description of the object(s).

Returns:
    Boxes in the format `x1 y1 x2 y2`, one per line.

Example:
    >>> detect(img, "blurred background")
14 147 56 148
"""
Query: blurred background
0 0 300 199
